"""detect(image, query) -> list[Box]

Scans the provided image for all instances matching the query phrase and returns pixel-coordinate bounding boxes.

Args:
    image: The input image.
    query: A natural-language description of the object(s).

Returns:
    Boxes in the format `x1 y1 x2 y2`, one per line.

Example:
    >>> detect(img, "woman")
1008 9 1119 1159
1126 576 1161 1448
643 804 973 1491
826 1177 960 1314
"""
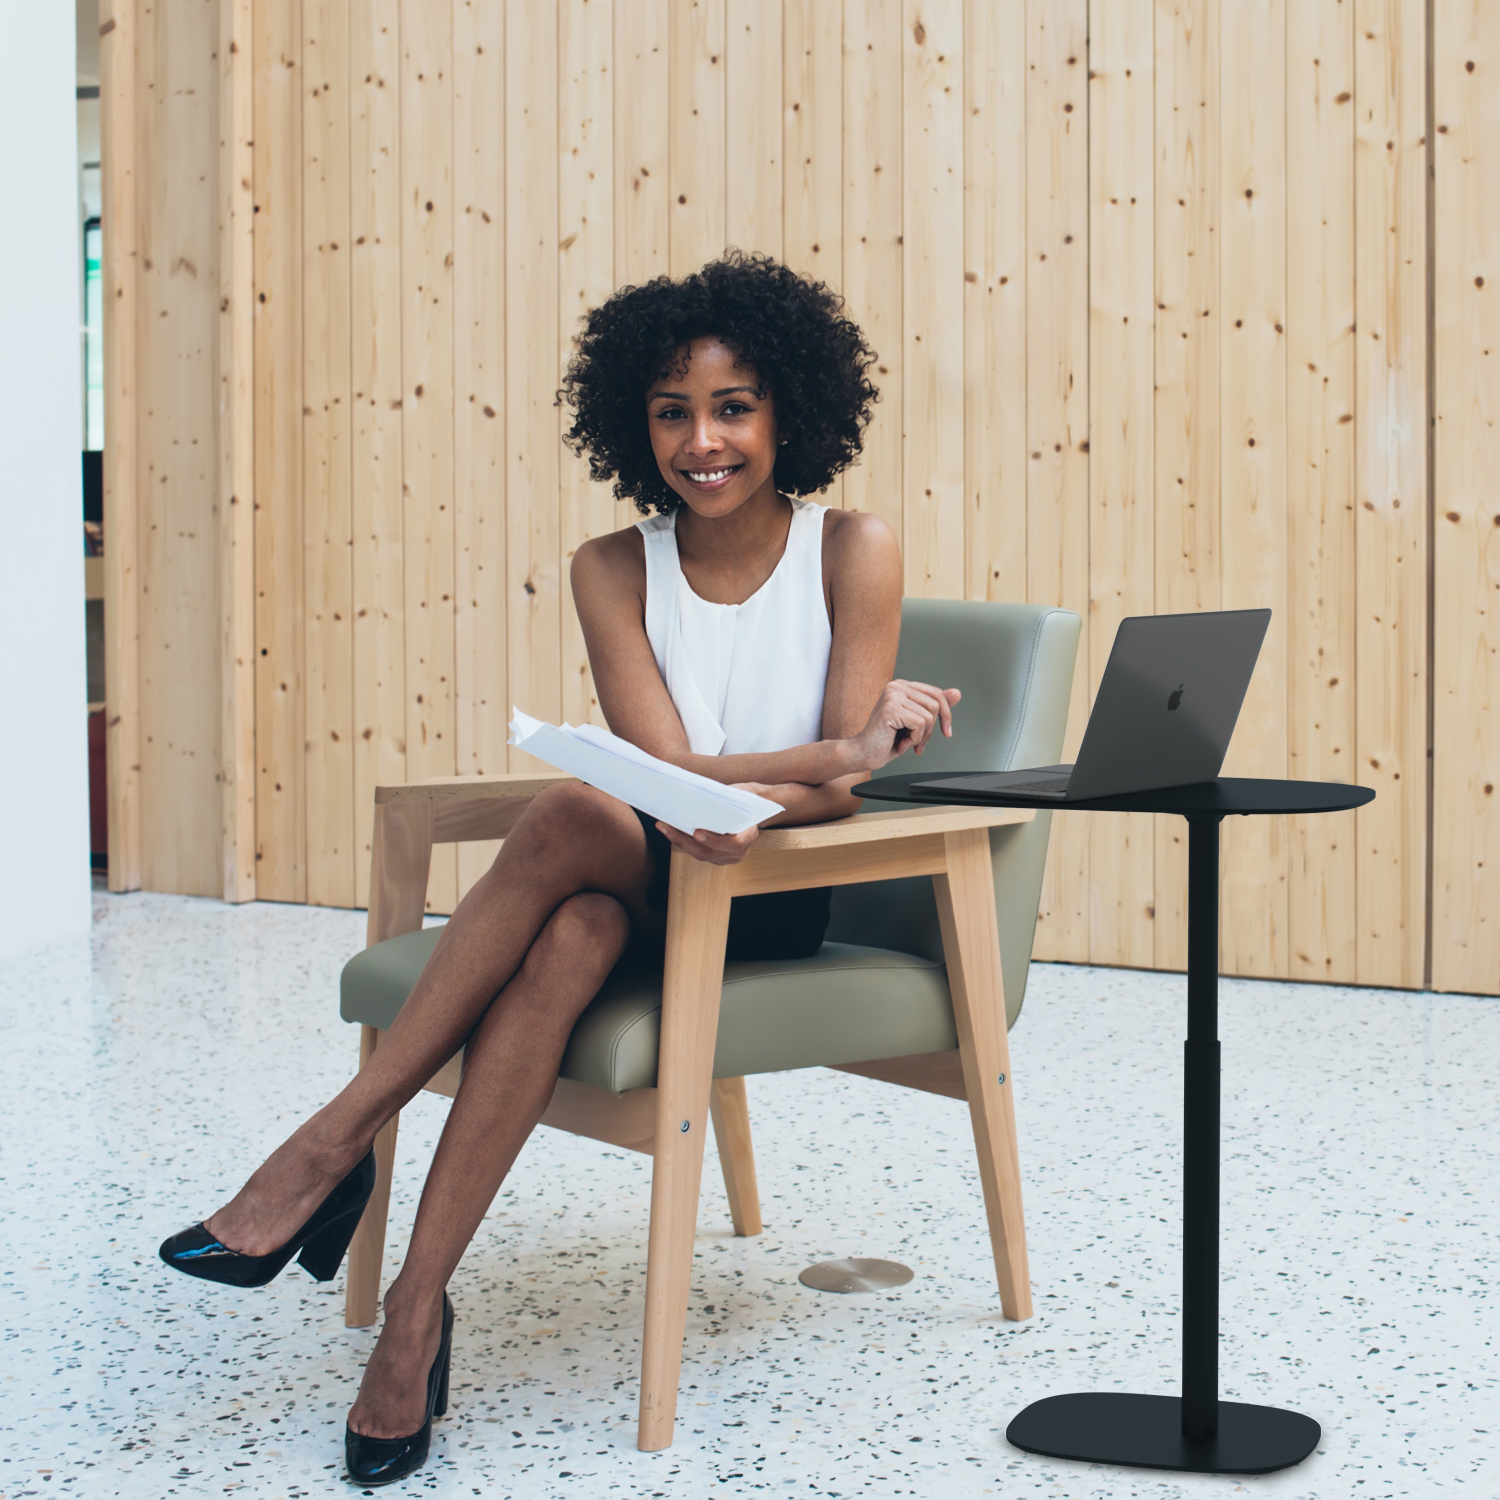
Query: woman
160 251 961 1485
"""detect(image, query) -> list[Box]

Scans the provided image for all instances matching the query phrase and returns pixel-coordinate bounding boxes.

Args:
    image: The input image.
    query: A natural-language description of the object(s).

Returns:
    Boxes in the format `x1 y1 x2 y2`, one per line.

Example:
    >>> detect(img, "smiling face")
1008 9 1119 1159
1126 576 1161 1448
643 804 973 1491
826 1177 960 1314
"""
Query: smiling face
645 338 779 519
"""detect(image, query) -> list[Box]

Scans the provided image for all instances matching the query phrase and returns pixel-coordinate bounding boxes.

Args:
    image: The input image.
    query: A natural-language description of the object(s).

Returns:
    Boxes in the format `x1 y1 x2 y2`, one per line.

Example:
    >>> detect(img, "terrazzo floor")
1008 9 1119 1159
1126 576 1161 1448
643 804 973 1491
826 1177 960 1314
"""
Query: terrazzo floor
1 889 1495 1500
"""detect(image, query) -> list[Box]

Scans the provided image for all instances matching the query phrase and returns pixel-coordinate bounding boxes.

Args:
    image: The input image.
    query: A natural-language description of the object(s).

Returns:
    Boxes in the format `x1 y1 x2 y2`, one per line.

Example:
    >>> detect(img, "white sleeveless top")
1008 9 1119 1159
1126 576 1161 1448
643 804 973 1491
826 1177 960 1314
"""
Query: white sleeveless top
638 498 832 756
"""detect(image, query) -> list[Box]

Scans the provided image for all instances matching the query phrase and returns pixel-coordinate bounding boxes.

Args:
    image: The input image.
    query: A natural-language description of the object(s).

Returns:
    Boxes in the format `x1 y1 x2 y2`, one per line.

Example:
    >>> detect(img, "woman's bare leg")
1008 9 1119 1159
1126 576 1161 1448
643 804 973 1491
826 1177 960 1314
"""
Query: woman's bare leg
345 889 632 1438
205 784 656 1255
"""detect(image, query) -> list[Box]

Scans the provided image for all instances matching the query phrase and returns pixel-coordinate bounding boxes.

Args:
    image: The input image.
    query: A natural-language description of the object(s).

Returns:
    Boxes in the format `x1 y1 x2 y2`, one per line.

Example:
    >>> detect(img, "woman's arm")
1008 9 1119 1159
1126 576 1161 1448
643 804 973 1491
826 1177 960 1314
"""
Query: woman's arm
717 510 960 829
573 530 803 780
571 533 853 787
573 515 956 796
573 513 959 865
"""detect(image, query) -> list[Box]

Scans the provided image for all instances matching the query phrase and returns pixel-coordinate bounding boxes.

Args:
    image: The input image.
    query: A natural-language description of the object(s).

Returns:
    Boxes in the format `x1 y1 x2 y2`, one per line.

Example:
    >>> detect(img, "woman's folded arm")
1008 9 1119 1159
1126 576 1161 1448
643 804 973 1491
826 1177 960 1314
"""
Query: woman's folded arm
740 773 865 827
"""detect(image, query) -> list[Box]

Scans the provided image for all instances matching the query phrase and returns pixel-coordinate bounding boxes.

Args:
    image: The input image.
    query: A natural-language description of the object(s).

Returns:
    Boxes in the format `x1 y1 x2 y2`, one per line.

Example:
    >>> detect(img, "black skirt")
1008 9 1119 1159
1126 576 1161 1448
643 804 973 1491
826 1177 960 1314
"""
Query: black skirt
634 808 831 962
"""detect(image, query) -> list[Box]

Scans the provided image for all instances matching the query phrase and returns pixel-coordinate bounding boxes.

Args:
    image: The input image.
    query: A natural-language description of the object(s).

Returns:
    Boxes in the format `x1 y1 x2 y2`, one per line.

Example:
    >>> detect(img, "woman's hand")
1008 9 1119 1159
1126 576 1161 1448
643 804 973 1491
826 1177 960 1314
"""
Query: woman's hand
656 817 761 866
845 680 962 771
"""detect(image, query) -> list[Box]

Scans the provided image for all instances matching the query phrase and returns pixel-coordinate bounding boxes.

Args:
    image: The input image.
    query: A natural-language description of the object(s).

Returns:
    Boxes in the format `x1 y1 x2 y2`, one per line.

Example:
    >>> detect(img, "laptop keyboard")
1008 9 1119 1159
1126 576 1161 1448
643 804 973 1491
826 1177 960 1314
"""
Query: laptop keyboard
996 776 1070 794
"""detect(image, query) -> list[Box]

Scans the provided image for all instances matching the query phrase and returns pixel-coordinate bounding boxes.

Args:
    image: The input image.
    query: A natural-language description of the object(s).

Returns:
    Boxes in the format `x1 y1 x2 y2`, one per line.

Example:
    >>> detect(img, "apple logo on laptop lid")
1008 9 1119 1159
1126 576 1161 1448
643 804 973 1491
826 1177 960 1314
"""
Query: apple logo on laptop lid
1167 684 1184 712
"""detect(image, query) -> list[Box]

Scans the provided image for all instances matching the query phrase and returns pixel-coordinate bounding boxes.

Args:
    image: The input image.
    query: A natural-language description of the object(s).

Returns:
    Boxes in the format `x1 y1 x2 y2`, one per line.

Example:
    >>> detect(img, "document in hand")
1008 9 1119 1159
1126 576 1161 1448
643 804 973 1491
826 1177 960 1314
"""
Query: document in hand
508 709 784 836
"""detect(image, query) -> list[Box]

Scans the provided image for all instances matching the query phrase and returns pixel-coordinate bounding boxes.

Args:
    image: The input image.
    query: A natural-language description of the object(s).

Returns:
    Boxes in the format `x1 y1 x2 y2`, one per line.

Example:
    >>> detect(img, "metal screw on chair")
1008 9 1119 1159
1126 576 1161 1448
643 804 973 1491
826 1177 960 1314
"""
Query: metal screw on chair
997 1073 1006 1085
680 1120 690 1132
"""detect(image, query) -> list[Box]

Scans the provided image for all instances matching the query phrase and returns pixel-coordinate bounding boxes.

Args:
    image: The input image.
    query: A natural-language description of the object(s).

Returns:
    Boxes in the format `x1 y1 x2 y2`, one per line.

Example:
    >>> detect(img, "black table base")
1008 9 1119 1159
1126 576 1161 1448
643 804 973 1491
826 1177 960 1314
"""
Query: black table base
853 775 1374 1478
1006 1393 1320 1476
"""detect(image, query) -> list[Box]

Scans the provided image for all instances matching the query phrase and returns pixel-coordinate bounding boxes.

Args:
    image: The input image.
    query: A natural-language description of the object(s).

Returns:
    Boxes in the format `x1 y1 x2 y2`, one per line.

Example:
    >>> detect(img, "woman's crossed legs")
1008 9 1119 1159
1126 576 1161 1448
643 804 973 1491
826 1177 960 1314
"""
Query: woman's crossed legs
202 783 660 1439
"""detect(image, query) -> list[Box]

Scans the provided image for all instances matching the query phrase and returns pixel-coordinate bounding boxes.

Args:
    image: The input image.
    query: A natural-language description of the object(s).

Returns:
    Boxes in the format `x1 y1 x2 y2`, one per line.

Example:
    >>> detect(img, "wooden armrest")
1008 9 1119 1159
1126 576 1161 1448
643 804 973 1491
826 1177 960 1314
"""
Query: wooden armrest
369 774 573 858
367 773 576 942
728 803 1033 897
375 771 575 805
755 802 1032 851
369 784 1031 940
374 772 576 845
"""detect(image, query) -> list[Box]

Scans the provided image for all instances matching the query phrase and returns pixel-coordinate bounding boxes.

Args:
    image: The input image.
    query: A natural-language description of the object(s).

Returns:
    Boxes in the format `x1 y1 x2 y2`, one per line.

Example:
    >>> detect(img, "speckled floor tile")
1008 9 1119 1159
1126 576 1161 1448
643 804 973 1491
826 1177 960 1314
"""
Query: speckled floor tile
0 891 1495 1499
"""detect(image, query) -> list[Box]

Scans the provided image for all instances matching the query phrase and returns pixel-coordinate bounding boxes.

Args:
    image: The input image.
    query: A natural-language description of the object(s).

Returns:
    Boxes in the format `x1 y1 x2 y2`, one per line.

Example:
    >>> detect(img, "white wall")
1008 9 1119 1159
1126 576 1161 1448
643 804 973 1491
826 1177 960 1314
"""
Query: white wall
0 4 90 955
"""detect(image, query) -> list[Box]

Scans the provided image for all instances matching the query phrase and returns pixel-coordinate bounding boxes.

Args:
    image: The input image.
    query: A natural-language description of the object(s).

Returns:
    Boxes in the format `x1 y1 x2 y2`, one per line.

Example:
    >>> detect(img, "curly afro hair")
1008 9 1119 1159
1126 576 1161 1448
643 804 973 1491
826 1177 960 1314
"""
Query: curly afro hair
559 250 879 516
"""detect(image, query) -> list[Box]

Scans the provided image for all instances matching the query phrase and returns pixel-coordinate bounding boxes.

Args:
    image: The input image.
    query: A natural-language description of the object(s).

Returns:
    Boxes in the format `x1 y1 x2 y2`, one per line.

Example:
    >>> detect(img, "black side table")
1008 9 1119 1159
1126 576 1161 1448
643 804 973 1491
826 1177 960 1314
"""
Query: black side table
853 774 1375 1476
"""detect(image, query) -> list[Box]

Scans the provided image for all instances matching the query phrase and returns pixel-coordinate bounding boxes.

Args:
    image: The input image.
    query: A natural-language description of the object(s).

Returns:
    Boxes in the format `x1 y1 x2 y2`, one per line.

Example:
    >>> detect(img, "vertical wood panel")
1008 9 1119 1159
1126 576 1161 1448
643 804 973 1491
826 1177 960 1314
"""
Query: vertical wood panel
963 0 1027 605
725 0 782 259
1432 0 1500 994
453 0 507 897
559 0 617 728
786 0 843 506
1087 0 1155 967
220 0 256 902
136 0 226 896
302 0 355 907
1218 0 1288 978
1152 0 1219 969
1354 0 1429 987
254 0 306 902
614 0 670 535
350 0 406 909
901 0 963 596
400 0 457 911
784 0 841 281
506 0 561 774
615 0 670 285
1286 0 1356 980
841 0 903 537
669 0 726 275
102 0 143 893
1026 0 1090 961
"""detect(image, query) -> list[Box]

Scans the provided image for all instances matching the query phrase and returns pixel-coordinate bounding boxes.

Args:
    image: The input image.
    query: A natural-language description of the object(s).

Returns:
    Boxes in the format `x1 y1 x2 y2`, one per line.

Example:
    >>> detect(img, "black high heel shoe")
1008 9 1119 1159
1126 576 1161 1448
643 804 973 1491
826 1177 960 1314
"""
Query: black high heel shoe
345 1292 454 1487
159 1148 377 1288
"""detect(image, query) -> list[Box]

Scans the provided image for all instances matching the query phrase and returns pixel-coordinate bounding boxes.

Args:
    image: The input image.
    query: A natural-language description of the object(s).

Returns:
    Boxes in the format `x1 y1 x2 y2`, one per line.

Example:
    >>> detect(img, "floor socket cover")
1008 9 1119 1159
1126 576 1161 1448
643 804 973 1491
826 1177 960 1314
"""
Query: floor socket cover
799 1258 914 1293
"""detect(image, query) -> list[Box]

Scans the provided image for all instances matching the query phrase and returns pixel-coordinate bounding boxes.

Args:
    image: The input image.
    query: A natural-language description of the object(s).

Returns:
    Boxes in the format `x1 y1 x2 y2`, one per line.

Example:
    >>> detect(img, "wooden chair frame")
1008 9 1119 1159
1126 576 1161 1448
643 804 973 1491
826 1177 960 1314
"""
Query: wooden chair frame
344 772 1036 1451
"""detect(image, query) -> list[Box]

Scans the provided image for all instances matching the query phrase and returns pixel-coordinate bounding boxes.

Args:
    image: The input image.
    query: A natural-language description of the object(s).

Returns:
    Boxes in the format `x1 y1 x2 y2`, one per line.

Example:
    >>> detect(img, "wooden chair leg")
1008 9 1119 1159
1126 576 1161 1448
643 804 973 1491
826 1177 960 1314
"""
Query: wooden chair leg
637 854 733 1452
933 828 1033 1322
345 1025 400 1328
708 1076 763 1237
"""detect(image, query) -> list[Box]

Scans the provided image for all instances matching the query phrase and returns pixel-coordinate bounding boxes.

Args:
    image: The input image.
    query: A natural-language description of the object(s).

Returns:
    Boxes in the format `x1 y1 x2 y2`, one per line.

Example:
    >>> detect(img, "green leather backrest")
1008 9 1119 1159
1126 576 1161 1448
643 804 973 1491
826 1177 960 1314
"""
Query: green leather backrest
824 599 1081 1028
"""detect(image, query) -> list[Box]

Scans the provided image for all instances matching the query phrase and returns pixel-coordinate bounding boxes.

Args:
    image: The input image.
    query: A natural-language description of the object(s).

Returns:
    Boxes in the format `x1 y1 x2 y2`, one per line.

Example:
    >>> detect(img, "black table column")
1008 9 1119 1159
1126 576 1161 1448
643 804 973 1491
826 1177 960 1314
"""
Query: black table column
852 773 1373 1476
1182 812 1222 1441
1004 808 1322 1473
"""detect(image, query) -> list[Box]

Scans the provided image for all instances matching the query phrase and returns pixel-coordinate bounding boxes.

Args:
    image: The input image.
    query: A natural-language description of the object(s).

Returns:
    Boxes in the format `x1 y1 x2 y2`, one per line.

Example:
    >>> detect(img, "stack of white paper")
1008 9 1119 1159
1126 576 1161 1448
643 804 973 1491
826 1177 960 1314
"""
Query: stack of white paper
508 708 784 836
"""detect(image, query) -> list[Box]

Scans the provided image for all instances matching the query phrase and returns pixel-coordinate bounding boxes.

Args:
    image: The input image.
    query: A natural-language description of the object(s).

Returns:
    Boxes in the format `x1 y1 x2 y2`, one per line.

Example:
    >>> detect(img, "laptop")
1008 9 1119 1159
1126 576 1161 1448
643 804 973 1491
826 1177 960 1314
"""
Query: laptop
913 608 1271 802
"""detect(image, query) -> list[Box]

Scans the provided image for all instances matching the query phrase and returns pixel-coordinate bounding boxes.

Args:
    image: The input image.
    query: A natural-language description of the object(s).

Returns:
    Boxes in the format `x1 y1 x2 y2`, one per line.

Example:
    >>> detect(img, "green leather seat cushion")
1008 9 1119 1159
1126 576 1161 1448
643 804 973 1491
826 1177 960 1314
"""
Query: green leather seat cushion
341 927 957 1095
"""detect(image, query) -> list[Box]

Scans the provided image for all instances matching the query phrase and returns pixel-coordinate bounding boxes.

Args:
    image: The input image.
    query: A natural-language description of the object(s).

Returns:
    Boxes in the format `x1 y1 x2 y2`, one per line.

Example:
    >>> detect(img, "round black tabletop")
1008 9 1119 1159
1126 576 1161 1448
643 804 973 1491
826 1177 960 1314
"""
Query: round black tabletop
854 773 1375 818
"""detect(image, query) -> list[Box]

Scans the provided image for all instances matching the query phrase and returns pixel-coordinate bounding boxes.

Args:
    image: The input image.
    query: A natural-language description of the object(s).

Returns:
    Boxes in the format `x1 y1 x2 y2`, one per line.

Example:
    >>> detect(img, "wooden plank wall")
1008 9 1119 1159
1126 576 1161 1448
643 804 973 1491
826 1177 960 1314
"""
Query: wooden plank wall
100 0 145 895
101 0 245 899
1433 0 1500 993
106 0 1500 995
221 0 258 903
